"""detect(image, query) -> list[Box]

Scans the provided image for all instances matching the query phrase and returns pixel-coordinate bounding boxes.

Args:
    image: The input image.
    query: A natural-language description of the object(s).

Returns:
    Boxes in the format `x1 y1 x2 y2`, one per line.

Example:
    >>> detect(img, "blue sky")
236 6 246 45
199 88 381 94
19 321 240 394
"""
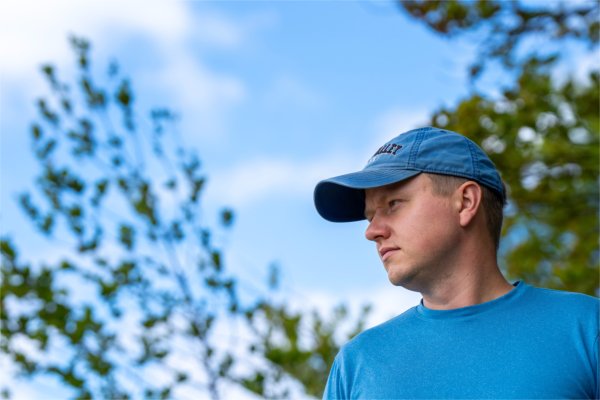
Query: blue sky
1 1 596 398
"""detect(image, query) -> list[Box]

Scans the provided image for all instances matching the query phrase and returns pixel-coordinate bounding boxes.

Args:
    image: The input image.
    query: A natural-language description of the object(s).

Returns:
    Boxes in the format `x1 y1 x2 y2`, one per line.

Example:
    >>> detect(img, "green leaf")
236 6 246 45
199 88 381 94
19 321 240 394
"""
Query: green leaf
190 178 205 202
64 370 85 388
219 354 234 377
37 139 57 159
241 372 265 395
175 372 188 383
0 239 16 260
86 352 112 376
118 224 135 250
40 214 54 234
100 280 118 298
159 387 171 400
68 206 82 218
31 124 42 140
221 208 234 227
210 251 221 271
91 179 109 207
116 79 132 107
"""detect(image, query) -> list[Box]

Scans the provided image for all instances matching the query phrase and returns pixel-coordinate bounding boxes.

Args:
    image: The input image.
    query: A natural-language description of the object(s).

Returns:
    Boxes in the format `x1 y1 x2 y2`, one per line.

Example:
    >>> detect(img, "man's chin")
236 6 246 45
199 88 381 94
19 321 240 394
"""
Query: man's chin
386 267 421 291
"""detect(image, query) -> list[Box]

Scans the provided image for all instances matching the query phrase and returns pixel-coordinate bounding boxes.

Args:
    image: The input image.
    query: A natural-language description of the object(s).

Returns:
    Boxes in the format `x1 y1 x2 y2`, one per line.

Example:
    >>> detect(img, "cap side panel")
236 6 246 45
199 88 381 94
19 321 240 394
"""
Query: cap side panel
467 140 480 181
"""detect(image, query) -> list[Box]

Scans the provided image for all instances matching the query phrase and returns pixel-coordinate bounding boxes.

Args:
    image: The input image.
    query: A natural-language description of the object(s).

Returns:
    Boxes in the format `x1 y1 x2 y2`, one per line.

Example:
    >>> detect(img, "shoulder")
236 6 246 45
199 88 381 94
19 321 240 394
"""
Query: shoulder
520 284 599 335
524 284 599 313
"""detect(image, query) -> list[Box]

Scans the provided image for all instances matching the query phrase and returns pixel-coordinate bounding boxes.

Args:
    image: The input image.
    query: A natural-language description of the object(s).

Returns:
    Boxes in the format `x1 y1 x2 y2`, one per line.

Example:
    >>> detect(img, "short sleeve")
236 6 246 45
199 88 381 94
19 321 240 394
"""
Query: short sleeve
323 354 347 400
595 332 599 400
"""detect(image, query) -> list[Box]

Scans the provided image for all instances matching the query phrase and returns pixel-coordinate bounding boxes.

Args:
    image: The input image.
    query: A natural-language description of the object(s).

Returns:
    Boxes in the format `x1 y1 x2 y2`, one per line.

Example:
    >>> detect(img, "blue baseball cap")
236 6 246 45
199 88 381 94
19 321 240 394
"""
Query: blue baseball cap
314 127 506 222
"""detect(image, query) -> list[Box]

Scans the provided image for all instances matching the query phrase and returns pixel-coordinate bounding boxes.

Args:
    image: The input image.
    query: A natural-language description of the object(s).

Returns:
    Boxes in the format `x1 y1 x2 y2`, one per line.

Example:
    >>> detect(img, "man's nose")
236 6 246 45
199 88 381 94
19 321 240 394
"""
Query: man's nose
365 213 390 242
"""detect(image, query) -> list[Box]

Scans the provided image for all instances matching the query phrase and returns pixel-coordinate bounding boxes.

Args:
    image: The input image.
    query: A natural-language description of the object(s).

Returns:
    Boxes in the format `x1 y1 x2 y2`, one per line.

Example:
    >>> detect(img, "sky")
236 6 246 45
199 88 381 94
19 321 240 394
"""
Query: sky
1 1 595 398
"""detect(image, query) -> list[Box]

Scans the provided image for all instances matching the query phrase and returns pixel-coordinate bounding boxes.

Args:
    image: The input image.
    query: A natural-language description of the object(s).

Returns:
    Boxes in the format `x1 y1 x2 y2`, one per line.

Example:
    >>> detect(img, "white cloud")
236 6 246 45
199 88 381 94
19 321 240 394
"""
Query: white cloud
149 48 246 135
298 283 422 331
368 106 430 156
194 12 244 48
0 364 71 399
0 0 186 77
0 0 251 138
263 75 325 109
206 107 430 209
207 153 360 209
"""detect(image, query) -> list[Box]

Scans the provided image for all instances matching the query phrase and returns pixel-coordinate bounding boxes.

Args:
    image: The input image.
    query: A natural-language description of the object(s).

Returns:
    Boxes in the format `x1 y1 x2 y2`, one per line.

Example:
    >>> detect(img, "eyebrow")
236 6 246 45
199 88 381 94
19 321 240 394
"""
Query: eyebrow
364 182 412 220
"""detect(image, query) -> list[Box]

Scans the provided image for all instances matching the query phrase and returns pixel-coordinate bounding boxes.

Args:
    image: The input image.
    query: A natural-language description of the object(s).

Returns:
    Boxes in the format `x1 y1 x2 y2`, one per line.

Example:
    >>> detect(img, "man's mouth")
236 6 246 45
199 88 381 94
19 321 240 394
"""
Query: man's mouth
379 246 400 261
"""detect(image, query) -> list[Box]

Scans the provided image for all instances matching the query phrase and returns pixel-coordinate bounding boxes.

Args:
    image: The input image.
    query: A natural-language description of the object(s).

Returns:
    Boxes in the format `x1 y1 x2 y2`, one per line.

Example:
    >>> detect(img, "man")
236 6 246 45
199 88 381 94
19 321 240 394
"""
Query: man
314 127 598 399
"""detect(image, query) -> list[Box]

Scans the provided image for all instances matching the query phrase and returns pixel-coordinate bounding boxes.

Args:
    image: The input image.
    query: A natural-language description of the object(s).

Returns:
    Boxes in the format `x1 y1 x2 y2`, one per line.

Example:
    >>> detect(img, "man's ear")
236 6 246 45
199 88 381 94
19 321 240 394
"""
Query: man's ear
456 181 483 228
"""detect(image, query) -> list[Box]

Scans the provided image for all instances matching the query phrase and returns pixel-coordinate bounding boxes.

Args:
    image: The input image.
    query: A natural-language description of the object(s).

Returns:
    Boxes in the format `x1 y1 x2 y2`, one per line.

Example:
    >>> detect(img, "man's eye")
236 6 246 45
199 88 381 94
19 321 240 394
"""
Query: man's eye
388 199 403 210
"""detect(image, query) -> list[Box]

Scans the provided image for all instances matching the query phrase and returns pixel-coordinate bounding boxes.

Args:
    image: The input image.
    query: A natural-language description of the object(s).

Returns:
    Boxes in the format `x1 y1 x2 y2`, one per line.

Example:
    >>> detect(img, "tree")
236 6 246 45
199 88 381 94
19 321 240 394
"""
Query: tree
400 0 598 80
1 36 367 399
399 0 599 295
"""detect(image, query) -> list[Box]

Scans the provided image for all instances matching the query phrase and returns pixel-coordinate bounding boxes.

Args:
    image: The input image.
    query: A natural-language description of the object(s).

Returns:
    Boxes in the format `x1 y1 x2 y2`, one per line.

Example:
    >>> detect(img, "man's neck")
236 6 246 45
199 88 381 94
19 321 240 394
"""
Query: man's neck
421 265 513 310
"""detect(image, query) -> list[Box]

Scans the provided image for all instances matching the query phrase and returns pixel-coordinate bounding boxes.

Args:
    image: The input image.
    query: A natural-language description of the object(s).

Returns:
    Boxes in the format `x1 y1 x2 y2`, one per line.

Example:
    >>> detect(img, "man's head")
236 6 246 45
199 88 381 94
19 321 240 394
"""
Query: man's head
314 127 506 249
362 173 479 287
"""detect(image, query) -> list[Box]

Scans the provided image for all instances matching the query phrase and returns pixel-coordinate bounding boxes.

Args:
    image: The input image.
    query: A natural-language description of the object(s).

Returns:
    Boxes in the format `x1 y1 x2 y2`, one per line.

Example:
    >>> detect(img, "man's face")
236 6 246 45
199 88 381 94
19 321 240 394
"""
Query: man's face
364 174 461 290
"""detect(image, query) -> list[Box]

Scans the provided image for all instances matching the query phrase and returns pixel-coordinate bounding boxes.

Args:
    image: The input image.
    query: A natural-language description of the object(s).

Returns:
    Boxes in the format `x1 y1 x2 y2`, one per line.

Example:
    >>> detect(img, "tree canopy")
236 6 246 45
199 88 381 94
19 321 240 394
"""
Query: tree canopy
400 0 599 79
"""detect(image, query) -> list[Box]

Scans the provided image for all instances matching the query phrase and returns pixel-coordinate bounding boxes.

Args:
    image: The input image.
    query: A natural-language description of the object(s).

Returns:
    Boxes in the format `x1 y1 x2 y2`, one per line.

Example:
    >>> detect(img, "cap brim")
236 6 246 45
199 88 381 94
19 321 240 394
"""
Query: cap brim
314 168 421 222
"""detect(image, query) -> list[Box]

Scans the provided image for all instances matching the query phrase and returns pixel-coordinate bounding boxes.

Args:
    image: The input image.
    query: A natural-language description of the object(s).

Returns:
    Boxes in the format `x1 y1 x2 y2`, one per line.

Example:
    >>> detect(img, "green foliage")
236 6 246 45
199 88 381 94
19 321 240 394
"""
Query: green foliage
2 35 362 399
401 1 599 295
242 301 371 398
2 35 244 399
1 238 117 396
400 0 599 79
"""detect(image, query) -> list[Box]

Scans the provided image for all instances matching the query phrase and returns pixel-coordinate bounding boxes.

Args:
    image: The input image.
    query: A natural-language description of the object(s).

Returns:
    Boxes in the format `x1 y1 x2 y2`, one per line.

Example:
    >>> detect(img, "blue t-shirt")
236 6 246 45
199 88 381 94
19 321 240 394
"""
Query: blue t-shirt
324 282 599 399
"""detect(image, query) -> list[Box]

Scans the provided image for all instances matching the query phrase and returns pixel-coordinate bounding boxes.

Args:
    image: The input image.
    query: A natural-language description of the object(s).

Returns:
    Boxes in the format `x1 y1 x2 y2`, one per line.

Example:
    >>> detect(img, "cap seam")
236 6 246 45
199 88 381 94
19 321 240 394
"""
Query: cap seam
466 140 480 180
407 129 425 168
